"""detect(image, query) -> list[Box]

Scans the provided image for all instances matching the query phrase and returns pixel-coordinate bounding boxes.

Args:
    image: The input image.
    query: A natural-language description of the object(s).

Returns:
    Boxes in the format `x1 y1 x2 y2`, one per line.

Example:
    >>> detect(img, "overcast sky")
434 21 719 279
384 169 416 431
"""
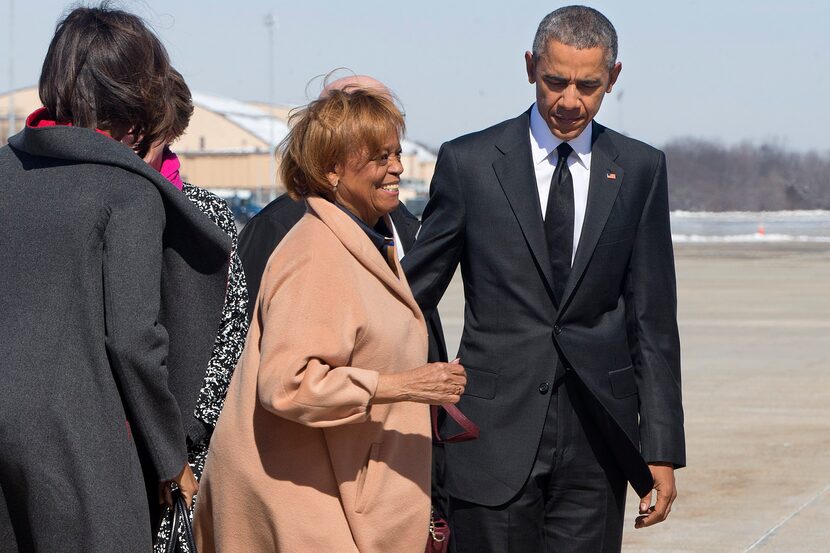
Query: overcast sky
2 0 828 152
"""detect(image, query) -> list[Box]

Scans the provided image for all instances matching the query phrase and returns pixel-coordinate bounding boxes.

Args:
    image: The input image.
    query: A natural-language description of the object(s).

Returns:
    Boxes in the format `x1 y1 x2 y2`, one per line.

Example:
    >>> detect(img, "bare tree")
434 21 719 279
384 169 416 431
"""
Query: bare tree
664 138 830 211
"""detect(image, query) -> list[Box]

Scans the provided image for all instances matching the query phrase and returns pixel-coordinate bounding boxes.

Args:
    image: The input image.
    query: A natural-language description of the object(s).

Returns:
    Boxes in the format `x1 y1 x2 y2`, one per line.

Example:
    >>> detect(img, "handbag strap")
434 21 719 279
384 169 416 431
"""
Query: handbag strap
431 403 480 443
164 497 179 553
165 488 198 553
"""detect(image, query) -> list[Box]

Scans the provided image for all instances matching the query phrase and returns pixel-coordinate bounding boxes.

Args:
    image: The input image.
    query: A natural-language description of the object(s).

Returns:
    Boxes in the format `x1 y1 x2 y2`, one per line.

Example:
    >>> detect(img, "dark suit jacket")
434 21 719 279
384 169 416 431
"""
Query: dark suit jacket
402 111 686 505
238 194 306 321
239 194 448 363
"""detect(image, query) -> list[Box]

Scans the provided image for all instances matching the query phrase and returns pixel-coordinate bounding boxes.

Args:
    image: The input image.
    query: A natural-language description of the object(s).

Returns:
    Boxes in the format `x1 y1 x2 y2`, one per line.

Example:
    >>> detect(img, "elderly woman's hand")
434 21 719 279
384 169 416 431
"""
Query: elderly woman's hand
373 360 467 405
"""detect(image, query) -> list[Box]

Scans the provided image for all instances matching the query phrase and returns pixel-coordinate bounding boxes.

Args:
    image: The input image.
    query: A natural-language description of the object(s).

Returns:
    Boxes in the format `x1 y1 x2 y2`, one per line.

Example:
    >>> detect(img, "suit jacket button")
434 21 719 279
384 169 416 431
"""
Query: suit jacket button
553 324 562 335
538 382 550 394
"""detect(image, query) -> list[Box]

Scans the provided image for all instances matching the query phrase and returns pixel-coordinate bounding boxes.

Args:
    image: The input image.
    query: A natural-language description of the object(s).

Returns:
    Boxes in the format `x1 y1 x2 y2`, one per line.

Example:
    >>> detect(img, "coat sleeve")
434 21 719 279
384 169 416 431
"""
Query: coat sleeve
625 151 686 468
103 183 187 482
255 247 380 427
401 142 466 319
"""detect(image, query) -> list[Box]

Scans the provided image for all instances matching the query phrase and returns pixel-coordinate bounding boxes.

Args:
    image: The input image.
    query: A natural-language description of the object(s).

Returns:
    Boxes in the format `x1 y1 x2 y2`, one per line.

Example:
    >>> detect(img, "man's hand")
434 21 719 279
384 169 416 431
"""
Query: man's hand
635 462 677 528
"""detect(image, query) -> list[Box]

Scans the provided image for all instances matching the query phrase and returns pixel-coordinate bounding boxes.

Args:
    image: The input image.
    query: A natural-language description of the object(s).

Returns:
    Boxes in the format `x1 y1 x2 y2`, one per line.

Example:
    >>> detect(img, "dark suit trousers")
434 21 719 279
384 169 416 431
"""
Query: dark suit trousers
449 373 627 553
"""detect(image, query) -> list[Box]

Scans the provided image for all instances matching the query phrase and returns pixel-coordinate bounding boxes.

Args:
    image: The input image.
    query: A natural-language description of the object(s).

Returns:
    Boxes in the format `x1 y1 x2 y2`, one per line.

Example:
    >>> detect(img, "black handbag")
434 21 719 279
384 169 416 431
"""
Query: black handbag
165 488 197 553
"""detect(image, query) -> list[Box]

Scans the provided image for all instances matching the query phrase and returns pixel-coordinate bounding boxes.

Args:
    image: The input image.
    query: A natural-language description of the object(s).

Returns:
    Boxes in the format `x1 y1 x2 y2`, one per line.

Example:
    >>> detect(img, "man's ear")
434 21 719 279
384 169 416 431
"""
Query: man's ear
606 61 622 93
525 51 537 84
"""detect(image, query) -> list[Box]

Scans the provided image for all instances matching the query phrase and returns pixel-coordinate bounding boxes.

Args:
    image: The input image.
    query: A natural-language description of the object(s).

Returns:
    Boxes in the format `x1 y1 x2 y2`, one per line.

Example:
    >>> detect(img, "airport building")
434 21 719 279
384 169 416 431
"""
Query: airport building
1 86 436 207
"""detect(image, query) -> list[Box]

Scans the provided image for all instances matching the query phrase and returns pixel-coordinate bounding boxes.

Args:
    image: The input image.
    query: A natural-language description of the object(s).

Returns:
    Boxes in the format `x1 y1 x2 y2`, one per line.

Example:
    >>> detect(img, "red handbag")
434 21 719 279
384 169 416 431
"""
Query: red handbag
430 403 480 443
426 403 480 552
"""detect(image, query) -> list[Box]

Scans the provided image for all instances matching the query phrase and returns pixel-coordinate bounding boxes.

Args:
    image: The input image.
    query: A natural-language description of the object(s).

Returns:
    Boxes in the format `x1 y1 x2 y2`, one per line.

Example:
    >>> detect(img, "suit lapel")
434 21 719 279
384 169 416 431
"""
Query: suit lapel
559 122 623 311
493 111 556 296
388 205 418 253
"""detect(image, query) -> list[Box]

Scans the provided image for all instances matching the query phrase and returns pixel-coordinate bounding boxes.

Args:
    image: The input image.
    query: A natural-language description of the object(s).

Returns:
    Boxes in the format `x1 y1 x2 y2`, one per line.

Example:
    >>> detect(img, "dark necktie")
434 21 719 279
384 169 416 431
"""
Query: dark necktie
544 142 574 305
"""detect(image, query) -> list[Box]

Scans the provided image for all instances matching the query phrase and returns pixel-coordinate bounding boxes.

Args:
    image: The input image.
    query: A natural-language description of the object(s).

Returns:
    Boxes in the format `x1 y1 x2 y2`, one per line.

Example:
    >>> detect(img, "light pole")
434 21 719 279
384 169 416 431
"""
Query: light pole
7 0 15 139
264 13 276 202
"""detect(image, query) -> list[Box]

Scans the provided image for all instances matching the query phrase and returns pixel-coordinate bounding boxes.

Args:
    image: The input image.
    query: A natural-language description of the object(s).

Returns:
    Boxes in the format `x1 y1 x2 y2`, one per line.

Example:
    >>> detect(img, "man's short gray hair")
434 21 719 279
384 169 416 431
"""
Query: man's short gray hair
532 5 618 70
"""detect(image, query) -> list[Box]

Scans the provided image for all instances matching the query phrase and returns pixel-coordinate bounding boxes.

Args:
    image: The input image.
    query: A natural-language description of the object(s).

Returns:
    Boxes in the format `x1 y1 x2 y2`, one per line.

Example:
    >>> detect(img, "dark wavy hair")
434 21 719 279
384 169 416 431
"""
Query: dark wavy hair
165 68 194 143
39 4 178 156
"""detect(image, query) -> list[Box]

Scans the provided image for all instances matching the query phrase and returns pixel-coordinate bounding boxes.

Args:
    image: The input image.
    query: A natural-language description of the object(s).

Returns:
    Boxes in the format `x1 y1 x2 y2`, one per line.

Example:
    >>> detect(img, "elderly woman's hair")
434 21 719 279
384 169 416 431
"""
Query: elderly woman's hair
39 4 179 156
279 88 405 200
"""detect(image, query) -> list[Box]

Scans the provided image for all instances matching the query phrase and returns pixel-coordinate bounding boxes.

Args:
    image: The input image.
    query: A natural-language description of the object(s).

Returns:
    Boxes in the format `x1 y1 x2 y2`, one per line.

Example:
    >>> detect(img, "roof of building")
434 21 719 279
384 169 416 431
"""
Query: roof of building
190 91 436 162
191 91 289 149
1 86 437 163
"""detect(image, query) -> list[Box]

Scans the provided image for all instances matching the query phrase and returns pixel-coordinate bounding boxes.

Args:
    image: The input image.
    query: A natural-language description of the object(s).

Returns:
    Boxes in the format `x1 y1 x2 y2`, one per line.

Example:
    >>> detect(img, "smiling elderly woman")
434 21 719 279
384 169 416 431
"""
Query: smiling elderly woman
193 88 466 553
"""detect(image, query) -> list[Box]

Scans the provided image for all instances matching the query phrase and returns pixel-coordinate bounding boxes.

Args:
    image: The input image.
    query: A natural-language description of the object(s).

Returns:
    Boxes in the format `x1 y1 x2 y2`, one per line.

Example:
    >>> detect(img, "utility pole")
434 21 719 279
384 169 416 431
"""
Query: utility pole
264 13 276 202
7 0 15 139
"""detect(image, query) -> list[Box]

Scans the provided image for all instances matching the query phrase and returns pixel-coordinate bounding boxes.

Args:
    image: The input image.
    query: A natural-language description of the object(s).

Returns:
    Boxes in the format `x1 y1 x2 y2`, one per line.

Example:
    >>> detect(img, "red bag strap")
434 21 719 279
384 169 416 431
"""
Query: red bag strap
431 403 480 443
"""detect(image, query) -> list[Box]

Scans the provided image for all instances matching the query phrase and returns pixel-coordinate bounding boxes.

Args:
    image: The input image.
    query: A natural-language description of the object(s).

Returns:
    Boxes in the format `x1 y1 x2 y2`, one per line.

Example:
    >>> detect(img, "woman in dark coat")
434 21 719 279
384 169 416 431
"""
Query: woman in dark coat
0 7 229 552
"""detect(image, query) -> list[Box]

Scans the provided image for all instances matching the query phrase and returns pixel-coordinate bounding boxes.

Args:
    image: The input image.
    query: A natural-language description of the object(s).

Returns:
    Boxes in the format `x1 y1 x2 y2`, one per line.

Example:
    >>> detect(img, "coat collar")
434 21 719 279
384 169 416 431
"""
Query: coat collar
8 124 231 261
492 112 623 314
306 196 426 325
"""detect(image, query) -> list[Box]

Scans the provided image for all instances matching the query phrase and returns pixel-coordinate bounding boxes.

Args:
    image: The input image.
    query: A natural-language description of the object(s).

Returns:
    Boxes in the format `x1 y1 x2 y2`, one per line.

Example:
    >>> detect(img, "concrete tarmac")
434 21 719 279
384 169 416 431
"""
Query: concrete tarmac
436 242 830 552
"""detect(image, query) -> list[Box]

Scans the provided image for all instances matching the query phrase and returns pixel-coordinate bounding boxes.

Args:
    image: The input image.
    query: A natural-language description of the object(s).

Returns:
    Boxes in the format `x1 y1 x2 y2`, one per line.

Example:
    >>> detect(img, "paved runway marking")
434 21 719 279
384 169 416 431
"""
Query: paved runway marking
680 319 830 328
742 482 830 552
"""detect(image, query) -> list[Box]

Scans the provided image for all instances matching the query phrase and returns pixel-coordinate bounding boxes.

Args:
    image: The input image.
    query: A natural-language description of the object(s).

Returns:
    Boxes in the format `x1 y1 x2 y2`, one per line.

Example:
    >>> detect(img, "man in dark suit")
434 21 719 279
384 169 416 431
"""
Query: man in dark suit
402 6 685 552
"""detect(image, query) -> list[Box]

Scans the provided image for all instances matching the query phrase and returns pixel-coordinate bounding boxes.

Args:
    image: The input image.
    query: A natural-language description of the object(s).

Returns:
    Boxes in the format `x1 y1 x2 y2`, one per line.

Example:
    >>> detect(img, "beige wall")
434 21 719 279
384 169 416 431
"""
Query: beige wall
179 152 279 192
0 88 41 142
248 101 294 122
400 153 435 185
176 105 270 153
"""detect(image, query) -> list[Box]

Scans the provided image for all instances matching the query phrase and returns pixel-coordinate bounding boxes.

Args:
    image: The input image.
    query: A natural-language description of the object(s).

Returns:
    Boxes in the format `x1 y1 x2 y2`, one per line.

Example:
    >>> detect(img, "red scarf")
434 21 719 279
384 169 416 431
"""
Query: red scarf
26 107 112 138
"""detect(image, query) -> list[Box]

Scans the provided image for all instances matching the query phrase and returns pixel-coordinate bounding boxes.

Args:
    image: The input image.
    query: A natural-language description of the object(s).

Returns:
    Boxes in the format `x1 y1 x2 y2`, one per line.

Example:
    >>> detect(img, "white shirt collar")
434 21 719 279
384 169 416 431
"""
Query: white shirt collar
529 103 592 169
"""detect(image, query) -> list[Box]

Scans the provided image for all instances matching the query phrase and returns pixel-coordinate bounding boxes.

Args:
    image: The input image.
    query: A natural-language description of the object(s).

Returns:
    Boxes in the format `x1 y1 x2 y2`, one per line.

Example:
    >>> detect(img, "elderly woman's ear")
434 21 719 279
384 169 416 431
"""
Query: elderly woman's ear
326 167 341 193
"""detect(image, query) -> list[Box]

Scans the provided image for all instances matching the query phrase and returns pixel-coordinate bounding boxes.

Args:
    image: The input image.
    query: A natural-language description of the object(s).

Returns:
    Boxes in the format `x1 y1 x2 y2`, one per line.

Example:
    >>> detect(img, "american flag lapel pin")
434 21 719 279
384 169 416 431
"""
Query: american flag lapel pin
606 170 617 180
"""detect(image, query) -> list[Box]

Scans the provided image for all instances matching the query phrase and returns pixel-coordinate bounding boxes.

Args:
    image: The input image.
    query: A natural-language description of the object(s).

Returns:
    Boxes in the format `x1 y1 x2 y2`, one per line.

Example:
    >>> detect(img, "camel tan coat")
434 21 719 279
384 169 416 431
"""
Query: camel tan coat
193 197 431 552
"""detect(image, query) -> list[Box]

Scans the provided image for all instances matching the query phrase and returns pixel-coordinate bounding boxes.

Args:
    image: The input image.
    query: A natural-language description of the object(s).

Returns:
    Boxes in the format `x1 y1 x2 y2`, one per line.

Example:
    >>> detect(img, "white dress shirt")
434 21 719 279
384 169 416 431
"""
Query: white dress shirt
390 219 405 261
528 104 592 264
